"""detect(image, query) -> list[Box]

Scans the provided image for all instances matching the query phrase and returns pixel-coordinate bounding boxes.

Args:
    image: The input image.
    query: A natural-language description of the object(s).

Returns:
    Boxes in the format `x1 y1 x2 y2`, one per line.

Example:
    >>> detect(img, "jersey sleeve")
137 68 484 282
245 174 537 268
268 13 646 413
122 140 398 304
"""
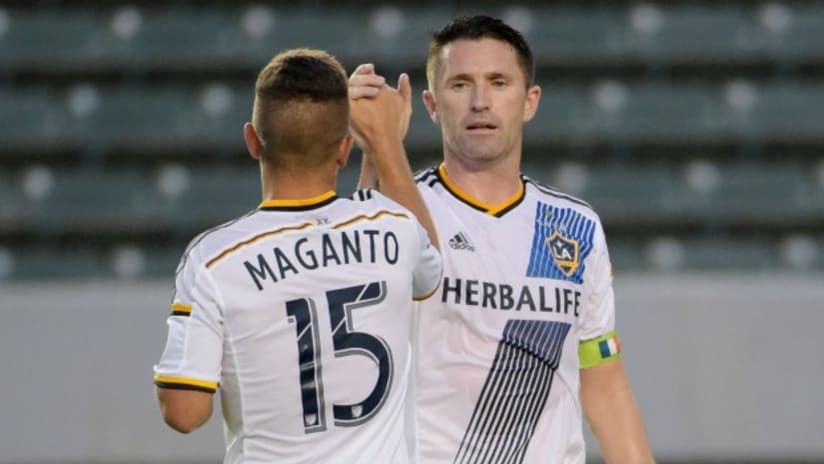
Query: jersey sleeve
577 219 621 368
411 216 442 301
154 245 224 393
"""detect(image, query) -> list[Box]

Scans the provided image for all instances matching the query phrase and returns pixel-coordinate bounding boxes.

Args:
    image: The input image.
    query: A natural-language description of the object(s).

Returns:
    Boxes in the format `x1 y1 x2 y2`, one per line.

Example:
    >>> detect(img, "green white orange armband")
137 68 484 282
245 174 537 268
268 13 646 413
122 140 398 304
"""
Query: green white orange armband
578 331 621 368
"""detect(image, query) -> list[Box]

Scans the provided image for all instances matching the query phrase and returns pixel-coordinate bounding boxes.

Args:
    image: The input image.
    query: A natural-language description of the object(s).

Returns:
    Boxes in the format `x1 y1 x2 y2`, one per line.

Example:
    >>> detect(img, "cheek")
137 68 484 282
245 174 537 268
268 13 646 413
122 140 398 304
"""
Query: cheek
507 100 529 125
440 112 462 133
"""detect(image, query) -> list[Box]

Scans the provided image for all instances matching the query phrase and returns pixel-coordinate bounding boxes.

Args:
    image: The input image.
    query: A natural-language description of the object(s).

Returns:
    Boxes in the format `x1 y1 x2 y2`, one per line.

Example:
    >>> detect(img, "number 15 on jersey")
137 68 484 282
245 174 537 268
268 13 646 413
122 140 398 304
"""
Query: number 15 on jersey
285 281 394 434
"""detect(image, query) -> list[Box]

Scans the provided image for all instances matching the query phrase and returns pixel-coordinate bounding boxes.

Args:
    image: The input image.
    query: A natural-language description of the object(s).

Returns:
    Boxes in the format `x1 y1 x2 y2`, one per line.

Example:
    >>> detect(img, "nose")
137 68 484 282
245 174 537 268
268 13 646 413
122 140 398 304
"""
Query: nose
470 84 490 112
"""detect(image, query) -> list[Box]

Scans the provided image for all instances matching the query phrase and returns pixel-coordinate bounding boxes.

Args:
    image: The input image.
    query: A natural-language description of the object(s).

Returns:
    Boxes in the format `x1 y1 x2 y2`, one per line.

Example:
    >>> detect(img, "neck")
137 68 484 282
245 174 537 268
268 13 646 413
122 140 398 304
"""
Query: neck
259 162 337 201
442 155 522 206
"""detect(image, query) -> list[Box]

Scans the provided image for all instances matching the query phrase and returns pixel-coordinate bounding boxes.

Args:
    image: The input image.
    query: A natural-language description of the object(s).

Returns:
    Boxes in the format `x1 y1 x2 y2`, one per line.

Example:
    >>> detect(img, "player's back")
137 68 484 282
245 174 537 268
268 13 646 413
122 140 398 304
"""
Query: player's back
161 191 440 464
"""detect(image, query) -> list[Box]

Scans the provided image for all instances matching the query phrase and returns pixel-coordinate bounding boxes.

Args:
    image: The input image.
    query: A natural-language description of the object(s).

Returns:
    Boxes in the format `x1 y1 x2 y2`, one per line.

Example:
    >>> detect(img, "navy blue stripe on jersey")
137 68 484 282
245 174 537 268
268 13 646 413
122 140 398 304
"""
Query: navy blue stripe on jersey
454 320 571 464
351 189 374 202
526 202 596 284
414 167 441 188
414 167 438 184
523 177 593 211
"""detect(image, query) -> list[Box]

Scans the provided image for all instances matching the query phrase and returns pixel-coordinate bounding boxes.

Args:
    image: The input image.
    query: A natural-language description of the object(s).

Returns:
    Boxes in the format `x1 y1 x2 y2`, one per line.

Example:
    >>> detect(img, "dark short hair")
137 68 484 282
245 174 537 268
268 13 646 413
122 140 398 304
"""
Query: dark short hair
252 48 349 166
426 15 535 90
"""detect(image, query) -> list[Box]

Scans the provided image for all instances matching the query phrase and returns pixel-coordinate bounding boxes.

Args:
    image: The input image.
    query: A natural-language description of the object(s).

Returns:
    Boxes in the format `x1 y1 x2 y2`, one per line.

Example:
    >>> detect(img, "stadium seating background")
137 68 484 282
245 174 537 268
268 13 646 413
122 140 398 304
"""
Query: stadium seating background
1 0 824 279
1 2 823 463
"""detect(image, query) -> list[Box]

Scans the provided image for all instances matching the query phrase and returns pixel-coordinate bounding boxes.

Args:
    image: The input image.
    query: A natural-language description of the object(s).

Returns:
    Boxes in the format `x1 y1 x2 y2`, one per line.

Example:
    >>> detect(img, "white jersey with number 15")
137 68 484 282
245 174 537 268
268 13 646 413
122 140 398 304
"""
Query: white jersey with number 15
154 189 441 464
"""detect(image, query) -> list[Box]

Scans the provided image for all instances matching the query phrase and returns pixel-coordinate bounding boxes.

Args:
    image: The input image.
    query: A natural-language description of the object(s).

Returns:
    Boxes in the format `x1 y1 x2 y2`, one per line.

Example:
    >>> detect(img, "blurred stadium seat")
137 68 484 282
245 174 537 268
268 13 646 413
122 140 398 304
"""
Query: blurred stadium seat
22 169 167 235
1 1 823 280
597 83 726 143
128 8 239 69
750 83 824 142
526 7 634 66
707 163 814 225
0 87 72 152
0 10 105 72
764 3 824 65
633 5 765 64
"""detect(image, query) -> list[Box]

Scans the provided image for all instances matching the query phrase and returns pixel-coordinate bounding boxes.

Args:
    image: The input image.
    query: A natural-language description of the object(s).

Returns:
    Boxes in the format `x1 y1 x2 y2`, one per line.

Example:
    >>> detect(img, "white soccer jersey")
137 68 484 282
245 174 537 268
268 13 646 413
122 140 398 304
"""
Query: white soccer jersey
413 164 621 464
154 190 441 464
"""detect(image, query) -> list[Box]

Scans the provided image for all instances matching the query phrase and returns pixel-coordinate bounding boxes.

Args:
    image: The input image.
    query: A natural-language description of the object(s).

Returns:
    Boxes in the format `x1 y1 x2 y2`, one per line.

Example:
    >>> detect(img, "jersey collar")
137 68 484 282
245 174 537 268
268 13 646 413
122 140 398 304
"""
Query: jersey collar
259 190 338 211
436 163 525 217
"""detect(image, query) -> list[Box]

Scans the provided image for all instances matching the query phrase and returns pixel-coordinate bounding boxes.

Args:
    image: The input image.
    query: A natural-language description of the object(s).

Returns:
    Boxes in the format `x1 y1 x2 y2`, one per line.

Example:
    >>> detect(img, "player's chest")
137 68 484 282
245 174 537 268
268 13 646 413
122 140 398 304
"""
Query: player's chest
431 202 595 322
435 201 595 283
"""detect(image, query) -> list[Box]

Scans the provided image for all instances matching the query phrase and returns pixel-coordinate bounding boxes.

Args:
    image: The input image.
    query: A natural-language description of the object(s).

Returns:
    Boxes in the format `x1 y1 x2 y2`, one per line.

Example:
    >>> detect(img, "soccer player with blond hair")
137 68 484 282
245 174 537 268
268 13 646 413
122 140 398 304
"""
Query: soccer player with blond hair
154 48 441 464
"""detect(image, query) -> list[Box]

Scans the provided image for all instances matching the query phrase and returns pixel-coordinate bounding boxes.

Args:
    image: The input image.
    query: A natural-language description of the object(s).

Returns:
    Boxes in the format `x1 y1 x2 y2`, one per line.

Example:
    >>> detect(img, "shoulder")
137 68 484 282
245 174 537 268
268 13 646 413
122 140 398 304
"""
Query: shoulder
522 175 600 219
413 166 440 191
175 209 259 272
349 188 377 202
347 188 418 222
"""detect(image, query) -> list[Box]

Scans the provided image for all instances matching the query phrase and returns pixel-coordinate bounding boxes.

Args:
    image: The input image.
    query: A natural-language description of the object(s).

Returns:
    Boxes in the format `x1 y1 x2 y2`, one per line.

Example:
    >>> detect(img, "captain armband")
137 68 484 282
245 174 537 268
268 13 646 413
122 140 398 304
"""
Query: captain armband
578 331 621 369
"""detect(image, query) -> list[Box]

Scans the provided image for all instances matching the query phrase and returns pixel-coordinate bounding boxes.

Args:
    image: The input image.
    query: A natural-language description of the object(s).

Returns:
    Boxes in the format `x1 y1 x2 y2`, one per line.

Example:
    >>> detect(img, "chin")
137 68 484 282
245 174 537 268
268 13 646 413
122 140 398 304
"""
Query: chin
461 145 506 163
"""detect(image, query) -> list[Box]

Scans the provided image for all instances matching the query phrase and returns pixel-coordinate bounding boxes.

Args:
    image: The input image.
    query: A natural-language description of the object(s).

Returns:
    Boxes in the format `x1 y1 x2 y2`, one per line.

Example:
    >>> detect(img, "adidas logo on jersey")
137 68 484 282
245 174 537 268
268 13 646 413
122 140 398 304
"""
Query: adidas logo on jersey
448 232 475 251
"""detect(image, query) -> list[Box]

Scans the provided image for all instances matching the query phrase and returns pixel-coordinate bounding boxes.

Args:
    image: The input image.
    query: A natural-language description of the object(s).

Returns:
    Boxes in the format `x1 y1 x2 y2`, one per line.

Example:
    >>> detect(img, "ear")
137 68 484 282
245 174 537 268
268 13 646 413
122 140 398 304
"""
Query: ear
523 84 542 123
422 90 440 124
243 122 264 160
335 134 354 168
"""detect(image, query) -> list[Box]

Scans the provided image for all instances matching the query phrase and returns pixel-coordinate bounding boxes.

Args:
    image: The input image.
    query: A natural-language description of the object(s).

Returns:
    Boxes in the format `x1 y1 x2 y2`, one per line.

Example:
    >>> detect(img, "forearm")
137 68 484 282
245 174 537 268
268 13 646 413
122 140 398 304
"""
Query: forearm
581 361 654 464
368 140 439 250
357 152 379 190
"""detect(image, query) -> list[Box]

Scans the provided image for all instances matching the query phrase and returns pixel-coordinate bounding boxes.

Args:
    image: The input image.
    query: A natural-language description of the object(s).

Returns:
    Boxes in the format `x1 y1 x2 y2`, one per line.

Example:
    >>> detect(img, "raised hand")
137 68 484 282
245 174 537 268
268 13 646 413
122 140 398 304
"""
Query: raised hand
348 64 439 249
348 63 386 100
348 65 412 155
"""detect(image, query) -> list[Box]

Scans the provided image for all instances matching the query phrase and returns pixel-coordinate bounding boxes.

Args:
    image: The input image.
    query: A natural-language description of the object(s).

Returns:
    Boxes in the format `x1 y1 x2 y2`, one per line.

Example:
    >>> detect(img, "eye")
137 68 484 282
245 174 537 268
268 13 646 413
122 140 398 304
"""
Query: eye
451 81 469 90
492 79 507 88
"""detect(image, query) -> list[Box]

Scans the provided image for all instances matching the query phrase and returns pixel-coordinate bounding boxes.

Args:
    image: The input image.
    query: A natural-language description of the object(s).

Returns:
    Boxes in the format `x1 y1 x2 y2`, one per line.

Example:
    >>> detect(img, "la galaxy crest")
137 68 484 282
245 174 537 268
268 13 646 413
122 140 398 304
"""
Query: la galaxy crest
526 203 595 284
546 231 579 277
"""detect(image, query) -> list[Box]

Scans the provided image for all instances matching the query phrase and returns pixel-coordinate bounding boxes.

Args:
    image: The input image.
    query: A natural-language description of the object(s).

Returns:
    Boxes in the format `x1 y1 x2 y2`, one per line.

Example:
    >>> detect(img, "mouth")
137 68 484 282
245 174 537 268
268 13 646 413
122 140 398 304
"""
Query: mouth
466 122 498 132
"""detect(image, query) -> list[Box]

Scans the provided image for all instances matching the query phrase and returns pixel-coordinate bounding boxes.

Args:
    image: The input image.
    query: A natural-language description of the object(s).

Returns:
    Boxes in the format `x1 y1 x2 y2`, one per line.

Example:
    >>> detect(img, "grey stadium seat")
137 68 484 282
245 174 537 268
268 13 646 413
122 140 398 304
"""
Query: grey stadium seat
80 84 252 152
10 247 110 280
127 9 240 69
603 84 727 142
527 7 633 65
26 170 167 234
707 164 815 225
580 165 695 226
766 5 824 65
0 10 108 72
524 85 592 144
749 84 824 142
0 88 71 151
633 6 765 64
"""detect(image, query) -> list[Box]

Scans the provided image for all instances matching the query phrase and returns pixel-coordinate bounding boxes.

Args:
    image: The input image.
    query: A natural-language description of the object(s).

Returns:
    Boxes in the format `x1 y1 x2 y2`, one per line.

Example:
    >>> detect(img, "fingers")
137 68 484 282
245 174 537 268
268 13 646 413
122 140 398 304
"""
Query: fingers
349 63 385 100
351 63 375 77
397 73 412 103
349 84 382 99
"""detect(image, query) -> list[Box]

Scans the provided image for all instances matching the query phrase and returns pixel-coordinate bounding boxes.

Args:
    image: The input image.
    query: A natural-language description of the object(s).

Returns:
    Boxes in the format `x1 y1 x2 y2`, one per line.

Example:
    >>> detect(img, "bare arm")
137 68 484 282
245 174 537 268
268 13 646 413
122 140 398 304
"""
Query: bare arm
580 360 655 464
349 66 439 250
350 64 382 191
156 387 214 434
358 152 379 190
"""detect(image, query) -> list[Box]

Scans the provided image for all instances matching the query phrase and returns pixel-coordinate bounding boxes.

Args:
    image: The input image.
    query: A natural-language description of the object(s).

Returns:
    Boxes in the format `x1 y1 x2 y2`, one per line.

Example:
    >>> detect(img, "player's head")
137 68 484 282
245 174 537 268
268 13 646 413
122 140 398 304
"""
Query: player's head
422 15 541 168
245 48 351 169
426 15 535 92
